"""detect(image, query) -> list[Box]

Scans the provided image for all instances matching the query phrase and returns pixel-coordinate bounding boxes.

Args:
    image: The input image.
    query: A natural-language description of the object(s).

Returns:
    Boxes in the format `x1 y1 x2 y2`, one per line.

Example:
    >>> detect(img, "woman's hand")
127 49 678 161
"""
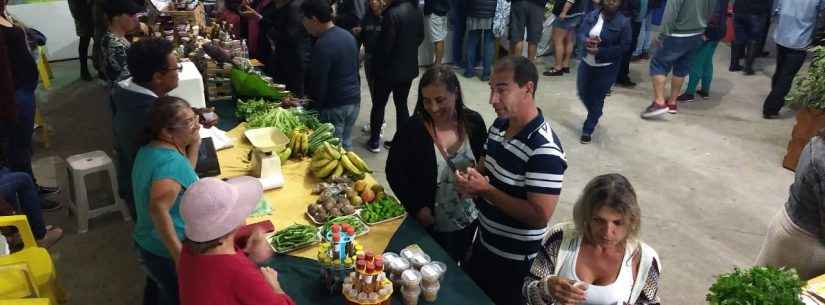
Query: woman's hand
416 207 435 227
244 227 275 263
544 276 587 305
260 267 285 294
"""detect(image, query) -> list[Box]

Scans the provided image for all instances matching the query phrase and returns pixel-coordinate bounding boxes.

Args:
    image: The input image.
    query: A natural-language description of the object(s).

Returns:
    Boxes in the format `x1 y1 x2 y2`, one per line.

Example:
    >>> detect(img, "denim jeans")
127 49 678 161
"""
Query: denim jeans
649 35 704 77
763 44 808 116
464 29 495 78
135 244 179 305
577 62 620 136
319 103 360 150
634 14 652 56
686 41 719 94
619 21 643 82
0 168 46 239
1 85 37 185
734 13 769 44
449 0 468 65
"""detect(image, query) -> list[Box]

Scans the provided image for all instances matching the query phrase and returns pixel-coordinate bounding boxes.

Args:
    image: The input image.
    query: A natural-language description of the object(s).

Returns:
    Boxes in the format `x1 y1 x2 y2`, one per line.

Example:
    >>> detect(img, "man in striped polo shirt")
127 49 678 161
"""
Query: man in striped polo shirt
456 56 567 305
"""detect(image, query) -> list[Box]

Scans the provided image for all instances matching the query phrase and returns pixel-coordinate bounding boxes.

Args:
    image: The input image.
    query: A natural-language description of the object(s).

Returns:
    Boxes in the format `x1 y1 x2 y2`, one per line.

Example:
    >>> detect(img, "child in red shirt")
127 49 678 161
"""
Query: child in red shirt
178 177 296 305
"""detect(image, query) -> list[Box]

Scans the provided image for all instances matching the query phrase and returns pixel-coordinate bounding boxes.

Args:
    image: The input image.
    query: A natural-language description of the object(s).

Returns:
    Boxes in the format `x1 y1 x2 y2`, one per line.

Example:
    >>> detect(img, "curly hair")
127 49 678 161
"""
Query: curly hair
573 173 642 244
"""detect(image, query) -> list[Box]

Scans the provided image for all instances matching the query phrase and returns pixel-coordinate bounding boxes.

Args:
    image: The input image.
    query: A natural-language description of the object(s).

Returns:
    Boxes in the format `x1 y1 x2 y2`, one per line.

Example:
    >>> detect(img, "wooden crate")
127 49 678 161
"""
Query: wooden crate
164 3 206 28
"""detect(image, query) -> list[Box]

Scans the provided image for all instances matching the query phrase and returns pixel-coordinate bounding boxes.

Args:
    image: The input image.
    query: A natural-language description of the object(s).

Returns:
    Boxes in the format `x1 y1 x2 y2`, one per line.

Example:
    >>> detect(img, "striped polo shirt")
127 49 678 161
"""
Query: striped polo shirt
478 112 567 261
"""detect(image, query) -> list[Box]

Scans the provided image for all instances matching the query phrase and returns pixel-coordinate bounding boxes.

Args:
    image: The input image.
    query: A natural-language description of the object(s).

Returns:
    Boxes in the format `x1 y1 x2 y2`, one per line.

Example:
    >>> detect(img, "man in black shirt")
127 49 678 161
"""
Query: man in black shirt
301 0 362 150
730 0 772 74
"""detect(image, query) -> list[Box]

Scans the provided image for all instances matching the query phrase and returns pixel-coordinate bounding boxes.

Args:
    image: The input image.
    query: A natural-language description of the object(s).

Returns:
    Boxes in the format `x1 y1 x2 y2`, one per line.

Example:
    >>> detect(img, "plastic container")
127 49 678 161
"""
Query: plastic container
420 264 441 287
401 285 422 305
390 257 411 277
401 269 422 289
421 282 440 302
430 261 447 280
409 253 431 270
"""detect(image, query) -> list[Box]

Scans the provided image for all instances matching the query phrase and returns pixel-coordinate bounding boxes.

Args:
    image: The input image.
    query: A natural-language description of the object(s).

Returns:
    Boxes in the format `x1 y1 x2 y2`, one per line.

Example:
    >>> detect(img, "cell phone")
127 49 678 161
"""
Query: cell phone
200 111 217 123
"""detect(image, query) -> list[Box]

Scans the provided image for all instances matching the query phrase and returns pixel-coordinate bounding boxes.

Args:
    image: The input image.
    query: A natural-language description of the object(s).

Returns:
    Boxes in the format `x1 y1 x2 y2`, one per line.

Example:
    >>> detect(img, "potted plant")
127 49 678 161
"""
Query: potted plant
783 45 825 171
707 266 806 305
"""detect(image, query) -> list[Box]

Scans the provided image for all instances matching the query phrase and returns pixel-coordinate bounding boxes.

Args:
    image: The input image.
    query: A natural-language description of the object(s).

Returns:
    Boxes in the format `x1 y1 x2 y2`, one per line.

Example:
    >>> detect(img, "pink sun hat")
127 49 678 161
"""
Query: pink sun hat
181 176 263 242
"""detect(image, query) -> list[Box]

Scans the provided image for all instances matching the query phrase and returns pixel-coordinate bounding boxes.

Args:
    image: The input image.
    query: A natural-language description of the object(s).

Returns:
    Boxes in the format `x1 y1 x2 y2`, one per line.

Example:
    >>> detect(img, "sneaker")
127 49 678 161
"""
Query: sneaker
676 93 695 102
543 68 564 76
763 112 779 119
40 198 62 212
361 123 385 136
463 71 477 78
640 52 650 60
36 226 63 249
729 64 744 72
562 67 571 74
580 134 592 144
480 75 490 82
367 138 381 153
38 185 60 195
641 102 669 119
615 79 637 88
383 141 392 149
667 103 678 114
696 90 710 99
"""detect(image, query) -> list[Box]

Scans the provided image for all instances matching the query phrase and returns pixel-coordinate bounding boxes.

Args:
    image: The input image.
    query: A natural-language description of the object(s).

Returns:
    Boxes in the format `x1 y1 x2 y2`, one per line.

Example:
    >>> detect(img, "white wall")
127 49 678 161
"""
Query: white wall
8 1 80 61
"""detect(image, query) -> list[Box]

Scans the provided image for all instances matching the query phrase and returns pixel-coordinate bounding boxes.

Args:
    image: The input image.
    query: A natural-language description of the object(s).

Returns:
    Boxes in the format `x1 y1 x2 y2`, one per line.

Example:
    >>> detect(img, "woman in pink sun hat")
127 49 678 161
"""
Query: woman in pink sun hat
178 176 296 305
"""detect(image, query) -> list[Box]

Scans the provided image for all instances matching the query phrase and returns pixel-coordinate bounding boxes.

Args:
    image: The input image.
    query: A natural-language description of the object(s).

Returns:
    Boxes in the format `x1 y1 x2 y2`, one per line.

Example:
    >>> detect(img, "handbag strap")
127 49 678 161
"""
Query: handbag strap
424 121 458 172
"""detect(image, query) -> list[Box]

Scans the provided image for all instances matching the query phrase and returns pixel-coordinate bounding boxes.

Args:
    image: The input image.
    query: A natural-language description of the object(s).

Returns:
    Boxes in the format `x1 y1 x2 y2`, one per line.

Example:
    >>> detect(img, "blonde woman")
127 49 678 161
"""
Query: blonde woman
523 174 662 305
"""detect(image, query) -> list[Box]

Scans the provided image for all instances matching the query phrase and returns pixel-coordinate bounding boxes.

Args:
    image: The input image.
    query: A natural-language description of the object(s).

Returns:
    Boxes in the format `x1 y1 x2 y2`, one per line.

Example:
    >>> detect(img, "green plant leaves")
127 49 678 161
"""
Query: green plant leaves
706 266 805 305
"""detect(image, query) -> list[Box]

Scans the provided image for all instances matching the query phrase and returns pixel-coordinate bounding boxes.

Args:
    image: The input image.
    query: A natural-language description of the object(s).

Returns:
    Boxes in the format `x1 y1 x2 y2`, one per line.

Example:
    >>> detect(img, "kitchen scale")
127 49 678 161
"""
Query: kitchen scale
245 127 288 190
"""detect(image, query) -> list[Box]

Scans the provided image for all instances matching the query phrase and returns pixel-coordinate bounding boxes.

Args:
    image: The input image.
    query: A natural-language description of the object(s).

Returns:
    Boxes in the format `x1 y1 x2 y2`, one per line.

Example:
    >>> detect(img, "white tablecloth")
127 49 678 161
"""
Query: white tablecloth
169 61 206 108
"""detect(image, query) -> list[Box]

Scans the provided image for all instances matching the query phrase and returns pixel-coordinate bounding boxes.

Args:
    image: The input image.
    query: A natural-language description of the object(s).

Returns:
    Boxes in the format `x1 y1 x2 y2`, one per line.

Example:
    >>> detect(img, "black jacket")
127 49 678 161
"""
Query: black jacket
386 110 488 217
360 12 383 56
336 0 369 31
261 0 311 95
467 0 497 18
374 0 425 84
424 0 451 15
734 0 773 16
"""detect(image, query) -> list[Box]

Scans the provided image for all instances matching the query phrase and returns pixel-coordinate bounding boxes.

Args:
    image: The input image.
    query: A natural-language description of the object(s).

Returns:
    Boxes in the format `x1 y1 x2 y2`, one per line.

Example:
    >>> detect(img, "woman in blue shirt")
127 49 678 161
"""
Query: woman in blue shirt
132 96 201 305
574 0 632 144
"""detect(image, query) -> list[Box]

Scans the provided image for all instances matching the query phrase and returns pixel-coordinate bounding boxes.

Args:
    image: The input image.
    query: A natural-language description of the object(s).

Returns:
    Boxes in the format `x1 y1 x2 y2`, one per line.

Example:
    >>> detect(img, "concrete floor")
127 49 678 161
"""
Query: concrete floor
28 43 803 305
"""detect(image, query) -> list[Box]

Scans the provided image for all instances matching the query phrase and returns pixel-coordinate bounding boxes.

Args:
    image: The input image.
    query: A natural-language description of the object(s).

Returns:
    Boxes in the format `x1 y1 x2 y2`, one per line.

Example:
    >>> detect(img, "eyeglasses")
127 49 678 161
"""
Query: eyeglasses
167 63 183 72
169 115 198 129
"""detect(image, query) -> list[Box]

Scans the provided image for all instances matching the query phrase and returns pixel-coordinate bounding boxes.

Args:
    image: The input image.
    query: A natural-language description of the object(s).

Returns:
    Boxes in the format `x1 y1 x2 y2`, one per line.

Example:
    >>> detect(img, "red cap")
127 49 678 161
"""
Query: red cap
357 260 366 271
332 233 340 242
366 262 375 273
357 253 365 261
345 226 355 236
365 251 374 262
331 224 341 233
374 257 383 269
342 223 351 231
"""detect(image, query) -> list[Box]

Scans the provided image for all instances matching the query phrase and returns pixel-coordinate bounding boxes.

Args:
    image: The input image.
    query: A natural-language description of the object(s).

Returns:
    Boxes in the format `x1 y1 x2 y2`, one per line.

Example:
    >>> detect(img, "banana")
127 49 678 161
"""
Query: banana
313 148 331 160
314 159 339 178
323 142 341 160
301 133 309 155
330 163 344 179
311 157 332 170
339 154 362 176
295 133 305 157
278 147 292 163
346 151 371 173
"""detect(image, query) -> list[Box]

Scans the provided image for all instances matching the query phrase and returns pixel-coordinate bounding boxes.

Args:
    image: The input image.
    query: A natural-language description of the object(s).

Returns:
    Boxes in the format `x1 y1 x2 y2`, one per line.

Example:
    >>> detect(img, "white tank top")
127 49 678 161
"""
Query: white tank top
557 238 635 305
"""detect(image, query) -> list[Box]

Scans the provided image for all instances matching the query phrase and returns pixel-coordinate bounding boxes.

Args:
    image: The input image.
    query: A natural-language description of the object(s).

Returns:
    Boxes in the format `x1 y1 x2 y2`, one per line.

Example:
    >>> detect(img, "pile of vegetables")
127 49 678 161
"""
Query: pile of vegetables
360 195 405 224
237 99 321 134
269 224 319 253
706 266 805 305
308 178 361 223
320 215 368 239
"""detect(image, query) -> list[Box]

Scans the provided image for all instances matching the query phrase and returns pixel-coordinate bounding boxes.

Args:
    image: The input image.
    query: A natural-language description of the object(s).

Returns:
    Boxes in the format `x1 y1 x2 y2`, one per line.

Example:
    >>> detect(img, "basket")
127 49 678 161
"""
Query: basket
164 3 206 28
343 279 393 305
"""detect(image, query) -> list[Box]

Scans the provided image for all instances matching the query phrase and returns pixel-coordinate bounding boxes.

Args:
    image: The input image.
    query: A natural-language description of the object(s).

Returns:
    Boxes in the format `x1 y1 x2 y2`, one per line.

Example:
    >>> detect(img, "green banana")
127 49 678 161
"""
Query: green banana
339 154 362 176
311 158 332 170
323 142 340 160
346 151 371 173
301 133 309 156
314 159 339 178
330 163 344 179
277 147 291 163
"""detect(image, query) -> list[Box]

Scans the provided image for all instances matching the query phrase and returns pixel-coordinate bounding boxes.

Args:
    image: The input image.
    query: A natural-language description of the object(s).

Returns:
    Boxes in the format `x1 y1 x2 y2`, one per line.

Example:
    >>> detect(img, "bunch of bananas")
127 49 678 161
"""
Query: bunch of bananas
310 142 372 180
289 131 310 158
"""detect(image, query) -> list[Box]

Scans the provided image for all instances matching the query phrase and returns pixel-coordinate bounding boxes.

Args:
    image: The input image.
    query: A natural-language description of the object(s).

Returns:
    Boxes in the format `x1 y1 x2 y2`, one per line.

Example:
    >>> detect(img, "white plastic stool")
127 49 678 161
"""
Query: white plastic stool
65 151 132 233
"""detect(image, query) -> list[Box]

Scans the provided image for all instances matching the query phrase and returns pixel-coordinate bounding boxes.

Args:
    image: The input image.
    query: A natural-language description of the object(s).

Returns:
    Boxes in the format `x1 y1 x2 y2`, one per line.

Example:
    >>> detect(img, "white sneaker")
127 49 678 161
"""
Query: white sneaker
361 123 386 136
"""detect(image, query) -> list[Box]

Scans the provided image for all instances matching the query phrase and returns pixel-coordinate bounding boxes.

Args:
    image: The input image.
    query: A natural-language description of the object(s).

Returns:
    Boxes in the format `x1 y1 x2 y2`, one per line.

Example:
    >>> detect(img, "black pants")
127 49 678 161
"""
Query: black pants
429 222 478 265
763 44 807 115
465 242 532 305
370 79 413 141
618 21 642 82
270 51 307 97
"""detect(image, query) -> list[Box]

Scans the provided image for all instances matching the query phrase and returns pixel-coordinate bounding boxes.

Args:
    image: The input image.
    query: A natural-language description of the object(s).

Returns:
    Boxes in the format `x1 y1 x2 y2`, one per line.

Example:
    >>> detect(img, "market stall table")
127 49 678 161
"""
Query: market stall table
217 124 495 305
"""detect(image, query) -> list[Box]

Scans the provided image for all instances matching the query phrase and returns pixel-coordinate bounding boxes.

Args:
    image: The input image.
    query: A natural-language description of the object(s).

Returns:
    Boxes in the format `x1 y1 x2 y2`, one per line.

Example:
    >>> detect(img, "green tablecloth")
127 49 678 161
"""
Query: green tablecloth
267 217 495 305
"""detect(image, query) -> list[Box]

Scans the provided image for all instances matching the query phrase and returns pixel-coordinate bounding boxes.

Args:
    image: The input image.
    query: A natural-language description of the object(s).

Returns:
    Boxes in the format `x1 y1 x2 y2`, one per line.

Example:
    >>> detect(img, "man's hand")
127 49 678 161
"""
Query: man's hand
260 267 285 294
455 167 491 198
240 4 262 19
244 227 274 263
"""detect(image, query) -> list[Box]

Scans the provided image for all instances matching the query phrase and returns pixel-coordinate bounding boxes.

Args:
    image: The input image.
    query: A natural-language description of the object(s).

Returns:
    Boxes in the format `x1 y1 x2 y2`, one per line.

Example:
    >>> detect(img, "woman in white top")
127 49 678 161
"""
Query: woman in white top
574 0 632 144
523 174 662 305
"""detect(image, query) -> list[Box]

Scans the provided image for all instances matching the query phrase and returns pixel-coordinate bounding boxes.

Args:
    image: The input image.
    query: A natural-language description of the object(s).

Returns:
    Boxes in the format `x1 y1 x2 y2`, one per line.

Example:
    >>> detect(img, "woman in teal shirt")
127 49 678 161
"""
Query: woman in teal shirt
132 96 201 305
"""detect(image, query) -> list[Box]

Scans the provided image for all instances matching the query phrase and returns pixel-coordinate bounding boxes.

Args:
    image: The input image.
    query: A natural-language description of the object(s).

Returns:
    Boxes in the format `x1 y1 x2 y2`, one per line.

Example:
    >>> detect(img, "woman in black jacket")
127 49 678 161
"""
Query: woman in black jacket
386 65 487 263
367 0 424 152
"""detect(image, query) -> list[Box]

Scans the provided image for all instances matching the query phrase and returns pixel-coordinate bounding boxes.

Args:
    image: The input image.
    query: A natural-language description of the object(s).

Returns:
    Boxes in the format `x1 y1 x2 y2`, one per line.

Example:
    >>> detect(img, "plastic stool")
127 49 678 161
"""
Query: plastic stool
65 151 131 233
